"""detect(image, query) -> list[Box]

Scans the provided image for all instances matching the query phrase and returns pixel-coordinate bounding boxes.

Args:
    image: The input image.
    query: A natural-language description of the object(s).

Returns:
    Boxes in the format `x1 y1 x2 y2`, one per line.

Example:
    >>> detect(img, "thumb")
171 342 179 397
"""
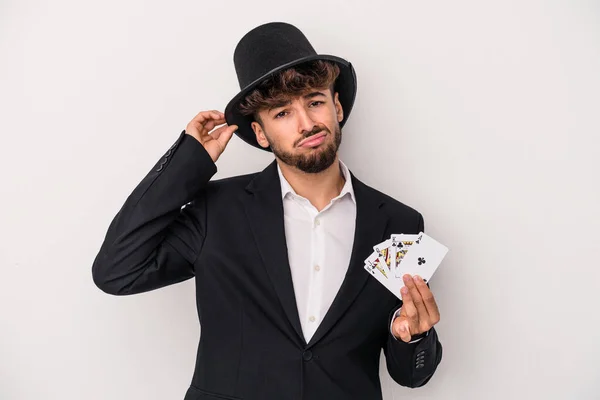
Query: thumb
395 319 412 343
216 125 237 148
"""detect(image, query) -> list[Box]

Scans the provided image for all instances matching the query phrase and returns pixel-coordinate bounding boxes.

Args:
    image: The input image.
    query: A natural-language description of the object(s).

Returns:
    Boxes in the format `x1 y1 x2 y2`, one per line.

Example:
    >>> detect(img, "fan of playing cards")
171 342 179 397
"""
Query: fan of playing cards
364 232 449 300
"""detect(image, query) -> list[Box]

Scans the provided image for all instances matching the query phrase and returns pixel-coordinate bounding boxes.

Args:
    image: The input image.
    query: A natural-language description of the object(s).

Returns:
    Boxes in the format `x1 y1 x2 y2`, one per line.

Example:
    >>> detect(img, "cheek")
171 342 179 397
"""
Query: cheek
264 126 295 148
320 107 339 126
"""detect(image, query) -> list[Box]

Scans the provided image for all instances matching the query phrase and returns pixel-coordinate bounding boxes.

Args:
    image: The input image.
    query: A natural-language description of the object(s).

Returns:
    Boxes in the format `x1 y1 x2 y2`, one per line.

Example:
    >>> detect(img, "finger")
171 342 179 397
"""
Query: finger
201 117 227 135
190 110 216 124
211 110 225 121
215 124 237 149
399 285 419 330
210 124 237 140
207 123 229 137
393 317 412 343
403 274 430 322
192 117 226 138
413 276 440 324
186 112 224 140
191 110 225 127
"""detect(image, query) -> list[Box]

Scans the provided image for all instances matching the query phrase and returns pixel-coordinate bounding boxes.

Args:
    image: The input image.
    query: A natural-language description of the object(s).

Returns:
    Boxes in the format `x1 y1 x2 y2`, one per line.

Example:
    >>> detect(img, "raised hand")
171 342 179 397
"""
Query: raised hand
185 110 238 163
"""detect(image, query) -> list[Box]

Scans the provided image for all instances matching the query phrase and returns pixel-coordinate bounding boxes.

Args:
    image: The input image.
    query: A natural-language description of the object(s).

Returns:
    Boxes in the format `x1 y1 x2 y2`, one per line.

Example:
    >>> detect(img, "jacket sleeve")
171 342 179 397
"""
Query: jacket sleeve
383 212 443 387
91 130 217 295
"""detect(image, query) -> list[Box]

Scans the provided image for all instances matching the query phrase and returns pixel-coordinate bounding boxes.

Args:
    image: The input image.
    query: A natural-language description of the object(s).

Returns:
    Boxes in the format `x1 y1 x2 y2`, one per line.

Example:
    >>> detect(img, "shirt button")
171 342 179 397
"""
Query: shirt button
315 219 320 226
314 265 321 271
309 316 316 322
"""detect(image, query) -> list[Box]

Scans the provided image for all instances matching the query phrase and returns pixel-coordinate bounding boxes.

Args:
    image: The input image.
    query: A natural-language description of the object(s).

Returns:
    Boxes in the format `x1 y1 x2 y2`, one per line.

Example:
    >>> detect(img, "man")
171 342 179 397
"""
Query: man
92 22 442 400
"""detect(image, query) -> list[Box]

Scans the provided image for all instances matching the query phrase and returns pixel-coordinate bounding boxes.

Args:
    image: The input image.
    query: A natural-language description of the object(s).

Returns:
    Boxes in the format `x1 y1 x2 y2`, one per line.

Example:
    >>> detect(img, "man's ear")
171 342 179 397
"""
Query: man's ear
251 120 270 148
334 92 344 123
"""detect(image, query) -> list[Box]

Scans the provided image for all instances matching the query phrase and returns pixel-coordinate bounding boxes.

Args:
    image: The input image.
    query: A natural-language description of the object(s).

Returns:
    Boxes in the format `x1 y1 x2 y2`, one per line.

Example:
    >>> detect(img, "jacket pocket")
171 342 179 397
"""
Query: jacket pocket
184 384 242 400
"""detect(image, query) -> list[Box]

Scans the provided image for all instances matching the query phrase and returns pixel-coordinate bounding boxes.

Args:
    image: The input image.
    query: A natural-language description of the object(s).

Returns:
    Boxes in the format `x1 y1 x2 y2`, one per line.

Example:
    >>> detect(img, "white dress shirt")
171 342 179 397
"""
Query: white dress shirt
277 160 425 344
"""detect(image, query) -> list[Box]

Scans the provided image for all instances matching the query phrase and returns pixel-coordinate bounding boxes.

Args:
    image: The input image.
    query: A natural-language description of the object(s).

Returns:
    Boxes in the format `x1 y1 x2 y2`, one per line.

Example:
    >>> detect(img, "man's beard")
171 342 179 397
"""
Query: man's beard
266 123 342 174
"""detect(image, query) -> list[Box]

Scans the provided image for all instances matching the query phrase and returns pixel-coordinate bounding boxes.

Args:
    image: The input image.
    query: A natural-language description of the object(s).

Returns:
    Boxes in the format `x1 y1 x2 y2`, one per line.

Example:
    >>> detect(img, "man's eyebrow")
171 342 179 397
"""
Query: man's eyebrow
268 100 291 113
267 91 327 113
303 91 327 99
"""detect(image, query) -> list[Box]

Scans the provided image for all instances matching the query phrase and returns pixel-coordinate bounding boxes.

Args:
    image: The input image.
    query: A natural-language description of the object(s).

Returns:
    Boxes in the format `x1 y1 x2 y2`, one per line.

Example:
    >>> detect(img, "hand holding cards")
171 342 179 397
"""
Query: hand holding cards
363 232 448 300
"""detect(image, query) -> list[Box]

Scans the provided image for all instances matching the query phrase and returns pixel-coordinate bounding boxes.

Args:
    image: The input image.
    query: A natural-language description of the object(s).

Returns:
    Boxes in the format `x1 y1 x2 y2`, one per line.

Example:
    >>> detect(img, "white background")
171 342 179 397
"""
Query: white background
1 0 599 399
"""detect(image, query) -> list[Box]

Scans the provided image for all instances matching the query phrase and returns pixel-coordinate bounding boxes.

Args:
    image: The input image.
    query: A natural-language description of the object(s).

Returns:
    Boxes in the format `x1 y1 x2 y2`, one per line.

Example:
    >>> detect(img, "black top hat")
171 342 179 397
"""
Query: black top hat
224 22 357 152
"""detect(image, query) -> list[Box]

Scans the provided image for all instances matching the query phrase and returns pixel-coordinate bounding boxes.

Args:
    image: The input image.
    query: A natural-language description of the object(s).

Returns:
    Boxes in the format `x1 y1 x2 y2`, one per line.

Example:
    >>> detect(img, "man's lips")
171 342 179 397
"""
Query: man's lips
298 132 327 147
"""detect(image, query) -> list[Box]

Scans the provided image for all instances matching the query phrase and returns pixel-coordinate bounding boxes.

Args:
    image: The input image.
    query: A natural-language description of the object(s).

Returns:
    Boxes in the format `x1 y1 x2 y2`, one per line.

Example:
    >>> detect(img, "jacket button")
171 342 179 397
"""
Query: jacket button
302 350 313 361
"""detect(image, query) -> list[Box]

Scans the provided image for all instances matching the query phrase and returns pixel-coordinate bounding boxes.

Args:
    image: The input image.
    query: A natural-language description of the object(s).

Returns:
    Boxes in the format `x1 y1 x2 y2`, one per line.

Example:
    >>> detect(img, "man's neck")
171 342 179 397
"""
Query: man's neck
277 157 346 212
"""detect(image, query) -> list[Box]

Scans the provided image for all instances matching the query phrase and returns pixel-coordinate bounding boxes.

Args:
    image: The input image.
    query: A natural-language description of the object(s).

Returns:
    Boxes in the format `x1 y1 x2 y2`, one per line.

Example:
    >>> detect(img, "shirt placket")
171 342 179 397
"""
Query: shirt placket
305 208 325 341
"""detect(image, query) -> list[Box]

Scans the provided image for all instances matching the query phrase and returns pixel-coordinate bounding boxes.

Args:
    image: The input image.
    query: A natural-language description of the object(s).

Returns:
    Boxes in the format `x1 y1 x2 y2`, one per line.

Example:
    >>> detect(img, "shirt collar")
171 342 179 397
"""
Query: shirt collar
277 159 356 204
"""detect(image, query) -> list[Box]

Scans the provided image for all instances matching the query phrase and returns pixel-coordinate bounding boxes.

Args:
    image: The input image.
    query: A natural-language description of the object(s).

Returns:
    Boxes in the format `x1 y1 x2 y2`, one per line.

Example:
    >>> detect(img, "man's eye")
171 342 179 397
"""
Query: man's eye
275 111 287 119
310 101 324 107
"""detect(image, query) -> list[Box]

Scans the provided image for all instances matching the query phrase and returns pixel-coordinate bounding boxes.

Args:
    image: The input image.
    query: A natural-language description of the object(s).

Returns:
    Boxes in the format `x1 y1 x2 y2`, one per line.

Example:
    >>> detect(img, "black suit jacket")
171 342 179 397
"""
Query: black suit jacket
92 130 443 400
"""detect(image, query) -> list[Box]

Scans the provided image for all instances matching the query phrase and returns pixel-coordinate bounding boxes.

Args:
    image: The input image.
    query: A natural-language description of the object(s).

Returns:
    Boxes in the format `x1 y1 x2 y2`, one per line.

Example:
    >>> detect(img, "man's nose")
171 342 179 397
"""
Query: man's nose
296 107 317 134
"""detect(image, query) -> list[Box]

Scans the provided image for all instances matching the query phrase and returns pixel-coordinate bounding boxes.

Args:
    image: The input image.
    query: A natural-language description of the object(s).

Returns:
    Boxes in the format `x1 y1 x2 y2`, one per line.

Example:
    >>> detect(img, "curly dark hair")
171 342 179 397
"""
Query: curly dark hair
237 60 341 124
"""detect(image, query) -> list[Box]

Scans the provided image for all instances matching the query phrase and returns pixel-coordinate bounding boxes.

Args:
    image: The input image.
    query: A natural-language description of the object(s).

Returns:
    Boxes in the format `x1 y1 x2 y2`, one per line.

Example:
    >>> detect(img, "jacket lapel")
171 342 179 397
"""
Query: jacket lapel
243 160 306 345
306 172 389 347
243 160 390 348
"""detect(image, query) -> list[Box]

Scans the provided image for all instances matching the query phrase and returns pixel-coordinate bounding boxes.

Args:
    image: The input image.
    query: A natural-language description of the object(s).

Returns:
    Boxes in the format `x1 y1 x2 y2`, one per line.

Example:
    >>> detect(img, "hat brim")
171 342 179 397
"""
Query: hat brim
224 54 357 152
